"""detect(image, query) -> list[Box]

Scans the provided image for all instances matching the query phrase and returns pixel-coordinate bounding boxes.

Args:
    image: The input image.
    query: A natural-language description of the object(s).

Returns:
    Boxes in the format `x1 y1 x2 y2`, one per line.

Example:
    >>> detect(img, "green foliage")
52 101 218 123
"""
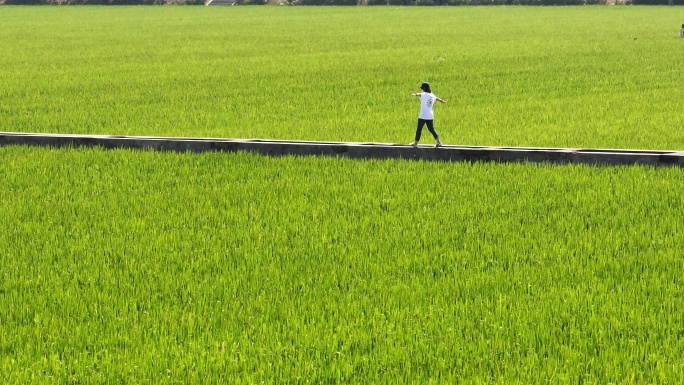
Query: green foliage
446 0 611 6
631 0 682 4
296 0 358 5
2 8 684 382
0 7 681 148
238 0 267 5
2 146 684 383
2 0 203 4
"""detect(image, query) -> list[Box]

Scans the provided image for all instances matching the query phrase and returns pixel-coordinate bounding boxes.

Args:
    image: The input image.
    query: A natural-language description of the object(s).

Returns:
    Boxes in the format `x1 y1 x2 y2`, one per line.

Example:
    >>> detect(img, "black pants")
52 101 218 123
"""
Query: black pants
415 119 439 142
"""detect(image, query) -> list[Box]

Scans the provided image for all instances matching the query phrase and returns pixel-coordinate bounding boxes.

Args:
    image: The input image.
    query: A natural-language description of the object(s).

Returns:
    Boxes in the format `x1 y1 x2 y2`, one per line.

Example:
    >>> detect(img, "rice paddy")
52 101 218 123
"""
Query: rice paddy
2 6 684 383
1 6 684 148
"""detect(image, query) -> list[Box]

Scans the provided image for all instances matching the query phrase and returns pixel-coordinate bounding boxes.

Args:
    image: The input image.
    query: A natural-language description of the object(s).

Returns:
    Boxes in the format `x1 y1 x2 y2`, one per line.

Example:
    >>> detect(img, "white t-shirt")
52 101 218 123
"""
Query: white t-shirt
418 92 438 120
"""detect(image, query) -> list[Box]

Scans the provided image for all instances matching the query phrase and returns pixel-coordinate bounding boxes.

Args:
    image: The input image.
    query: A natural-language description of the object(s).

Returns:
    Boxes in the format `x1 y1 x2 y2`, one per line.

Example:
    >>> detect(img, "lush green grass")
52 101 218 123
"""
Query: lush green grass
2 145 684 383
3 7 684 383
1 6 684 149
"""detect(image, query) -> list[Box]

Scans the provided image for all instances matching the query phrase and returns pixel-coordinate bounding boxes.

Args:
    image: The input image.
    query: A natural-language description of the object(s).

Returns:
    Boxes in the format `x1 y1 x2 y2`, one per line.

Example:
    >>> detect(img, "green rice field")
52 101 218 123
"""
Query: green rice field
2 6 684 384
3 146 684 383
1 6 684 148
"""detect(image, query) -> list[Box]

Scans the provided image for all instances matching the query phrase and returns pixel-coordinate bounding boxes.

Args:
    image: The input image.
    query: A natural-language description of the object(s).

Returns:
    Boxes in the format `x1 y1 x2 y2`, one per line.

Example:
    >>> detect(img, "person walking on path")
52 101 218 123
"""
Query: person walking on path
409 82 446 148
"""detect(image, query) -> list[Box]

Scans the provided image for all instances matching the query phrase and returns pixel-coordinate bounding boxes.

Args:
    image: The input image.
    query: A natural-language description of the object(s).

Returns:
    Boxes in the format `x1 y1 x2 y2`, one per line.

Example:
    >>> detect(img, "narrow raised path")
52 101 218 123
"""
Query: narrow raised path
1 132 683 168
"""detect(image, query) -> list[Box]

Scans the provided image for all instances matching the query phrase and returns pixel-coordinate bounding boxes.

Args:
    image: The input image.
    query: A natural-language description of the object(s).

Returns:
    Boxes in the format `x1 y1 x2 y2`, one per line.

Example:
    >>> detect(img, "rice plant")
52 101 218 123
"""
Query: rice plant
1 7 684 149
2 146 684 382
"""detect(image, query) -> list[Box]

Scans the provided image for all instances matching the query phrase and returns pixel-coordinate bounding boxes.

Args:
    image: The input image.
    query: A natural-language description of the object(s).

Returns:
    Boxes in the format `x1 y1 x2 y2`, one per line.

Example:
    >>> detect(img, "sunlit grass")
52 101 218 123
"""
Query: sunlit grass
2 145 684 382
3 6 684 383
1 7 684 149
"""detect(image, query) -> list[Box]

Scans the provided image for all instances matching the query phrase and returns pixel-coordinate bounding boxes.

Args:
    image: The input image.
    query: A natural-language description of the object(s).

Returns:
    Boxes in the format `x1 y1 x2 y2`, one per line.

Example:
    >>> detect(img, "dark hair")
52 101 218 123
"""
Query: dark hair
422 86 432 93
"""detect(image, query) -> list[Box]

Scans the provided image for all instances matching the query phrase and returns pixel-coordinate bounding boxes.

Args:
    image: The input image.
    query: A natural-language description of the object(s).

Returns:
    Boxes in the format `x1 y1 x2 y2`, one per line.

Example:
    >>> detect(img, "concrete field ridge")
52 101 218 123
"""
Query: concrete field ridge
2 132 683 168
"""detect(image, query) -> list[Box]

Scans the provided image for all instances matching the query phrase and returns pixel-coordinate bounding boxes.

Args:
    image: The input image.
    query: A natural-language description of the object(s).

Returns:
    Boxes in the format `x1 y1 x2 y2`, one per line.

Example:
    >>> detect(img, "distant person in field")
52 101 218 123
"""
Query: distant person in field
680 24 684 38
410 82 446 148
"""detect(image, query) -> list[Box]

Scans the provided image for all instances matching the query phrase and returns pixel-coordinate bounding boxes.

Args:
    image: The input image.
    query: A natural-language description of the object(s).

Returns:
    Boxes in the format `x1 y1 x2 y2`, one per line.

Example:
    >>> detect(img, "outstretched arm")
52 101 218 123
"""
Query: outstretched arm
436 97 447 104
411 93 421 97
